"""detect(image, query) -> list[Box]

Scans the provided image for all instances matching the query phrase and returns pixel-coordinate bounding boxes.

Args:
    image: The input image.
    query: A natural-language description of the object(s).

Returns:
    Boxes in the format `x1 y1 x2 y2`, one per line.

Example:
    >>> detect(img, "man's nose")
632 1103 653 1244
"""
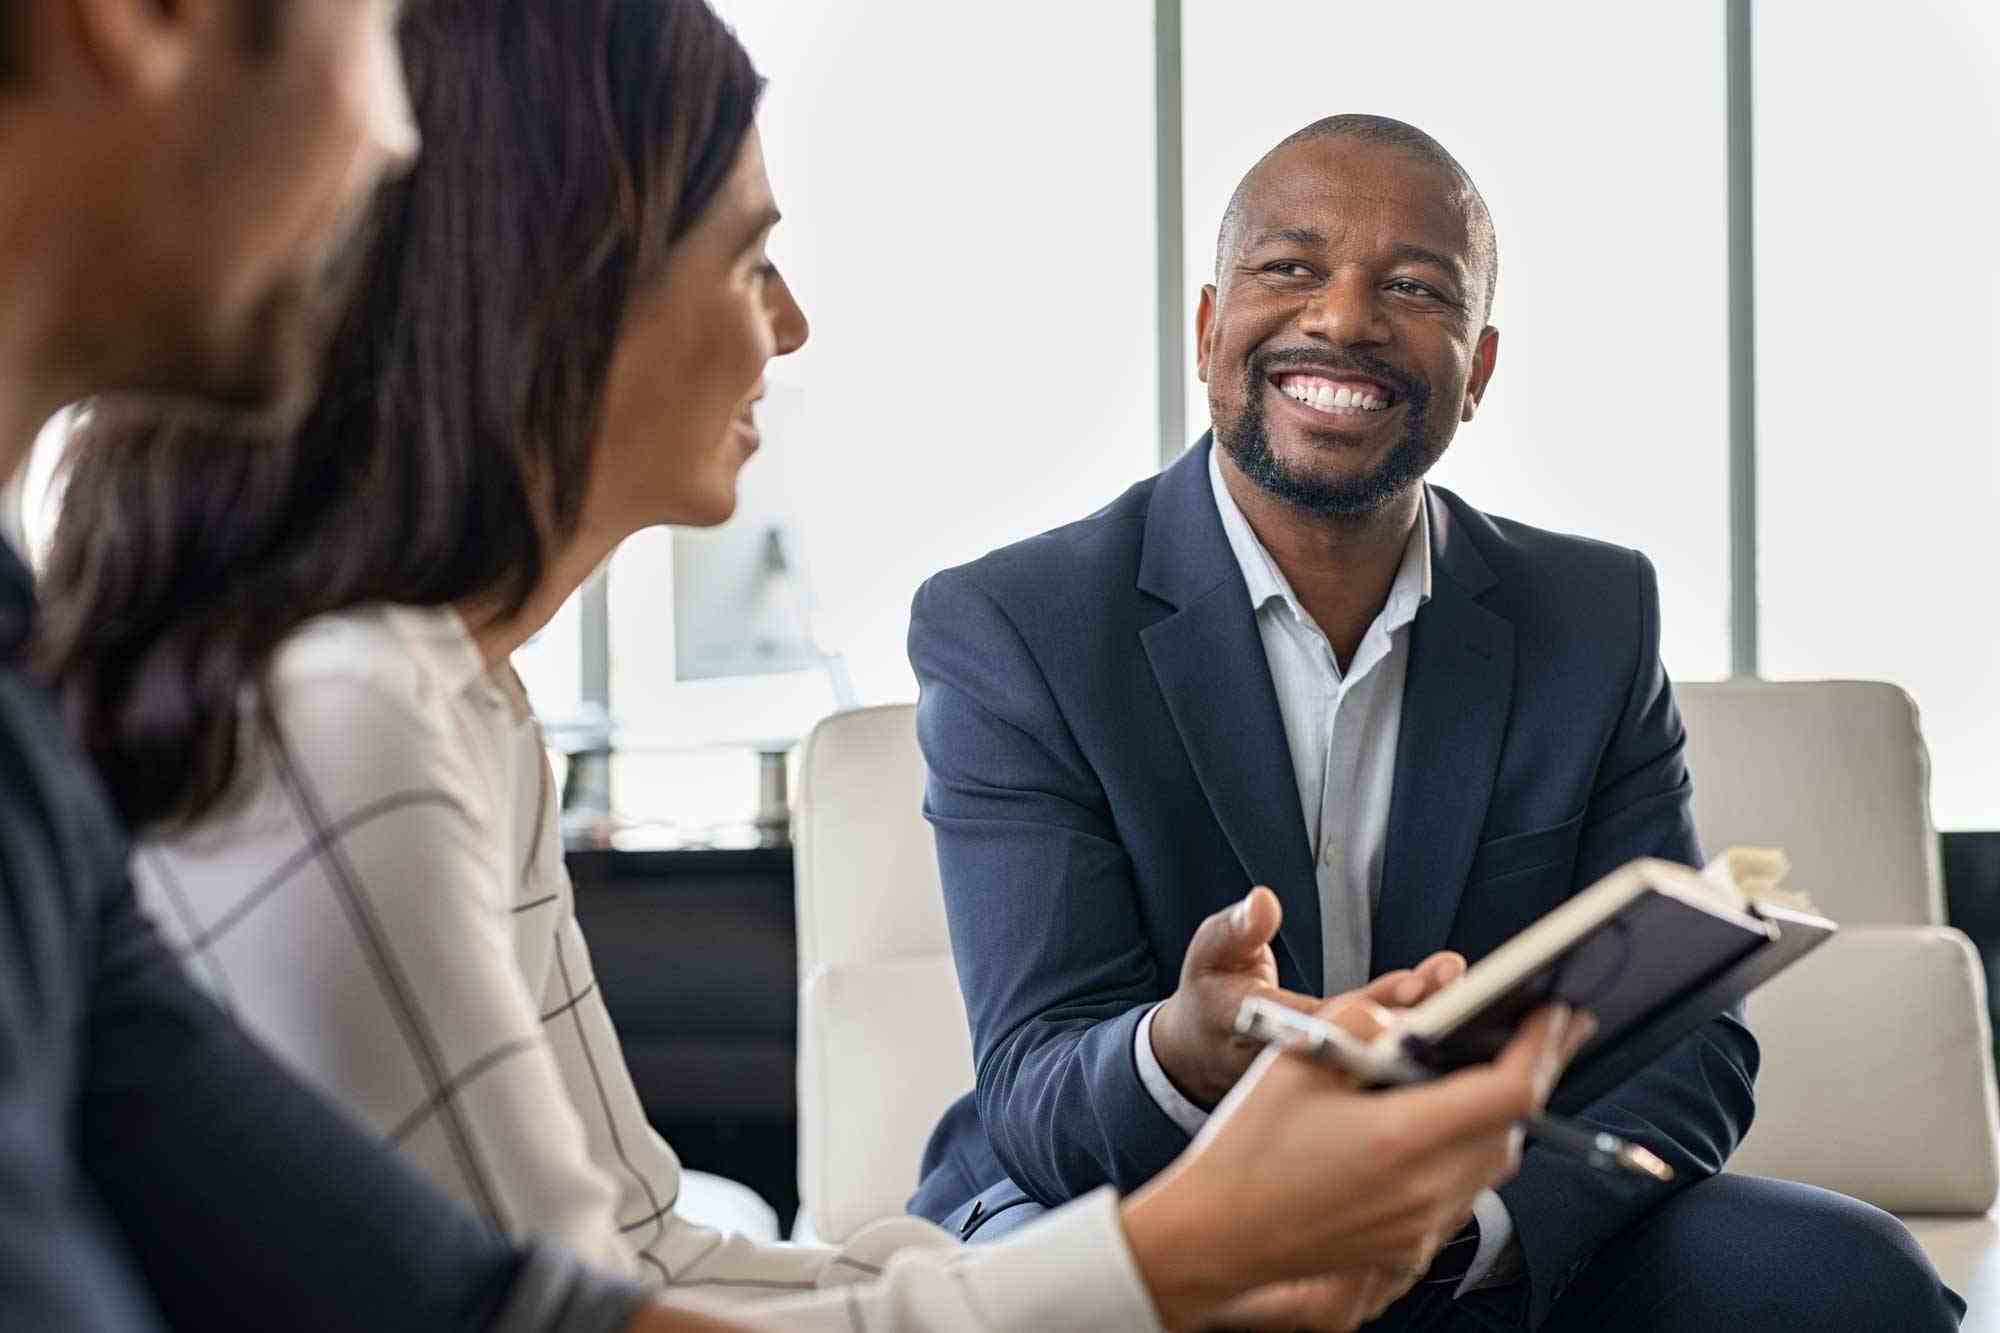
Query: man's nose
1295 271 1390 347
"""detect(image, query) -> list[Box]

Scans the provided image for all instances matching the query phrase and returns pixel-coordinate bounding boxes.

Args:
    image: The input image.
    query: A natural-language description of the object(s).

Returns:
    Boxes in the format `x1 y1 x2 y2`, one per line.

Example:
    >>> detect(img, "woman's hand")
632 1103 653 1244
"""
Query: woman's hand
1122 994 1592 1331
1193 1266 1410 1332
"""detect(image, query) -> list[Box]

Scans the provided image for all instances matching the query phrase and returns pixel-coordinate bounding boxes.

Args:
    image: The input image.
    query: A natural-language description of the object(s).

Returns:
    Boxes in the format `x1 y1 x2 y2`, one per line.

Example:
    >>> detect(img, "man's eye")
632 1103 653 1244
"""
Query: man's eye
1388 278 1441 298
1263 261 1315 278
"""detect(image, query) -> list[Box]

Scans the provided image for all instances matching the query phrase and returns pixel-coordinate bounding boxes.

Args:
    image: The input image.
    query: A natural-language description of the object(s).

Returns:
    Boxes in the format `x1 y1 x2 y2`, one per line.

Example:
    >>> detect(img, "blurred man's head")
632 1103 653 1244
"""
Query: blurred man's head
0 0 418 427
1198 114 1499 521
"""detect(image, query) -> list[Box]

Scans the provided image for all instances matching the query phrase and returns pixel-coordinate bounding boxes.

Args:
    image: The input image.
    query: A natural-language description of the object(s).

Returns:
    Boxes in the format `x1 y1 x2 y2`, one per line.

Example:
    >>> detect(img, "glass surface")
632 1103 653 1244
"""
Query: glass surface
1754 0 2000 828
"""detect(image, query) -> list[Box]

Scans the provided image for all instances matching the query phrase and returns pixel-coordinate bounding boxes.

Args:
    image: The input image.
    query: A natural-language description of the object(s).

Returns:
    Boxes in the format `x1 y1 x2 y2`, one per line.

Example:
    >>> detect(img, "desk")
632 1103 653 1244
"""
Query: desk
566 844 799 1231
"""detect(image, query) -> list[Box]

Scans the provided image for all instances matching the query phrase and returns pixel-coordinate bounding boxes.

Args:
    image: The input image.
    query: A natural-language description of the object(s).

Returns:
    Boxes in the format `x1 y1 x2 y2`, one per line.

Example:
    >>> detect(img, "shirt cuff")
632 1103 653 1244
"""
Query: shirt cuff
1456 1189 1525 1295
956 1186 1166 1332
1133 1003 1209 1139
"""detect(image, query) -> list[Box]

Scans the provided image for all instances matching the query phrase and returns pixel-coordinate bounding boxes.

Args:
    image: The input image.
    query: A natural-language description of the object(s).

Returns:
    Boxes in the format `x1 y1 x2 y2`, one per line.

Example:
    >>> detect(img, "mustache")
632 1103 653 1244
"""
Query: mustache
1248 346 1427 407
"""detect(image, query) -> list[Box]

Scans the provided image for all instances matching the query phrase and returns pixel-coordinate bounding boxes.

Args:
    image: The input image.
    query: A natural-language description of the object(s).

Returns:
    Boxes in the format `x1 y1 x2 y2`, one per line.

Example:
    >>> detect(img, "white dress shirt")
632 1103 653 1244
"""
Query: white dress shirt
1133 447 1519 1293
135 604 1163 1331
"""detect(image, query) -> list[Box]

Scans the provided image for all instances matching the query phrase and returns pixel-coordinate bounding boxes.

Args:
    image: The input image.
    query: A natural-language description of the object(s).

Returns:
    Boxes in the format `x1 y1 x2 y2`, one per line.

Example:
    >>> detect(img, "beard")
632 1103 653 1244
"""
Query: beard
1214 346 1449 519
216 203 379 431
109 201 378 436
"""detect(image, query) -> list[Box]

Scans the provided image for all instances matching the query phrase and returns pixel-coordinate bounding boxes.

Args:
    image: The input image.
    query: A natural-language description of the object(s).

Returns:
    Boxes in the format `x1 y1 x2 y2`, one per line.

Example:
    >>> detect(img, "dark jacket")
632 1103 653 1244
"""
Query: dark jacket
0 545 637 1332
907 436 1758 1323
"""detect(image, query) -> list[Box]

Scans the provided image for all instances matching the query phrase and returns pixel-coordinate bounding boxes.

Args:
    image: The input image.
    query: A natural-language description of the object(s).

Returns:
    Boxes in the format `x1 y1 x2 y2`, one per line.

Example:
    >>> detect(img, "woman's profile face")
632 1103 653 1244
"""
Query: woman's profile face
588 126 810 536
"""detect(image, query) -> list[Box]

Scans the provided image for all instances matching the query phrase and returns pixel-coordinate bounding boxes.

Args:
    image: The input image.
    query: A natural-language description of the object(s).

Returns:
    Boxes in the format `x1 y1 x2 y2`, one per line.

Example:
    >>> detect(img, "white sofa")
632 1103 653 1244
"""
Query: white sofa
1677 680 2000 1320
794 705 972 1246
796 690 2000 1319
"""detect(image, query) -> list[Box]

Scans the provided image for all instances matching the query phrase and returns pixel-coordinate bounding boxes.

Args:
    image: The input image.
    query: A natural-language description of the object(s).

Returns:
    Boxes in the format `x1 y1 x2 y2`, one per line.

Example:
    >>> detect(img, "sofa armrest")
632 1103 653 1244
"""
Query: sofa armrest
797 955 974 1244
1729 926 2000 1213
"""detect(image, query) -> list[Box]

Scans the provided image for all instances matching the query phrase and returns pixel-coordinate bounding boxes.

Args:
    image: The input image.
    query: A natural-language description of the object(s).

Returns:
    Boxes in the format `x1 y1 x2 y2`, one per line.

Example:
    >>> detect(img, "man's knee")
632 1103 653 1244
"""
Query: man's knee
1560 1174 1963 1329
1660 1175 1961 1327
1762 1181 1963 1326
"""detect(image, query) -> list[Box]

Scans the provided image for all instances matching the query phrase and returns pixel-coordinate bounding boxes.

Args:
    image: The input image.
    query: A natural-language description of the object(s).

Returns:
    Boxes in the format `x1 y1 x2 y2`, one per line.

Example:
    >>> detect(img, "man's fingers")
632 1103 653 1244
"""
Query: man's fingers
1316 993 1395 1042
1360 951 1467 1010
1361 968 1423 1007
1416 951 1467 991
1257 986 1326 1016
1191 886 1283 973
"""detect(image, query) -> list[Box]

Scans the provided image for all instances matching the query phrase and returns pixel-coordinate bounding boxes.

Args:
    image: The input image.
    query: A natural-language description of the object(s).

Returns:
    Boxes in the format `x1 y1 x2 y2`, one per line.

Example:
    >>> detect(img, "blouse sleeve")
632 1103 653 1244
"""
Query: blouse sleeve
222 662 1162 1329
233 668 643 1274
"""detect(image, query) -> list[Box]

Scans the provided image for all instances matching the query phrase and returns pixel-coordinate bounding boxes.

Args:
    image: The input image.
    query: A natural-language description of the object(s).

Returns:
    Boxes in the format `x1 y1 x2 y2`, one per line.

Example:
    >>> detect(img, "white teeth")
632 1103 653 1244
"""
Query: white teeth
1279 377 1393 413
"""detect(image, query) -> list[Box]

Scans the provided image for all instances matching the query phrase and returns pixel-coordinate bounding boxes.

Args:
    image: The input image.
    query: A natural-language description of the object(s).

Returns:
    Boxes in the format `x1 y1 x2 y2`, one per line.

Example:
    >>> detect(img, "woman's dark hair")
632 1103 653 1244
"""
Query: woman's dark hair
35 0 762 829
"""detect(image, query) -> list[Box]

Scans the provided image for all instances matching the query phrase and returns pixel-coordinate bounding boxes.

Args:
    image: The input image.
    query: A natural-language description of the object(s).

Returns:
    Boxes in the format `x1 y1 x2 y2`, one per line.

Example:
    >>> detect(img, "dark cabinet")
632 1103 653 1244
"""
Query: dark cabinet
566 845 800 1231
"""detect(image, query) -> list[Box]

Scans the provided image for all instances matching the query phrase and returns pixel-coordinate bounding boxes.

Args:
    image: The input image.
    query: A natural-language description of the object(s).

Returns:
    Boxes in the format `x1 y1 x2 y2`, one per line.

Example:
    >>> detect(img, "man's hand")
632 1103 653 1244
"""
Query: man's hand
1150 887 1467 1109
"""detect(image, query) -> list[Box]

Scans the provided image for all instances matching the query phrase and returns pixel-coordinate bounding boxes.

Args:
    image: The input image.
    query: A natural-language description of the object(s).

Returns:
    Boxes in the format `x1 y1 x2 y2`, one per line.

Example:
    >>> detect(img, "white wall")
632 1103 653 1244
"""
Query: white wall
563 0 1162 826
600 0 1159 744
1754 0 2000 829
1180 0 1735 681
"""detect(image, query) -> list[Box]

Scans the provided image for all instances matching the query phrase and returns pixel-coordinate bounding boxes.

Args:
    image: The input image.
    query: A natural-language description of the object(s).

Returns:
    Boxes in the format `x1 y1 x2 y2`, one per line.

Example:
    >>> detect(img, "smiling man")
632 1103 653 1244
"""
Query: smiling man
908 115 1963 1329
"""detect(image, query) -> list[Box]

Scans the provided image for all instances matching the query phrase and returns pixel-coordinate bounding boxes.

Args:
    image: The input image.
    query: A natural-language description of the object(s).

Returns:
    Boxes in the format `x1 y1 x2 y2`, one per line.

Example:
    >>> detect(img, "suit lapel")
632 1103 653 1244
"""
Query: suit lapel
1373 489 1515 974
1139 438 1324 994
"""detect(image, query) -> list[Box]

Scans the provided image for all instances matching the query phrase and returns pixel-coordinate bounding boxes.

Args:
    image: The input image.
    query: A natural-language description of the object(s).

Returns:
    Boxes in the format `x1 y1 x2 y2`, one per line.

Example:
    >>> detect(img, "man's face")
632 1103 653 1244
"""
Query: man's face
116 0 418 416
1197 136 1498 518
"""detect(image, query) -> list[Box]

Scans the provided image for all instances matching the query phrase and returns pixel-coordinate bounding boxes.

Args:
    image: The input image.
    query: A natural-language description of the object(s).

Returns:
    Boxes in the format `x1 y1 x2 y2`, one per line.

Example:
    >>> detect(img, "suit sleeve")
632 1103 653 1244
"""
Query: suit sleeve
1496 551 1760 1326
910 569 1192 1206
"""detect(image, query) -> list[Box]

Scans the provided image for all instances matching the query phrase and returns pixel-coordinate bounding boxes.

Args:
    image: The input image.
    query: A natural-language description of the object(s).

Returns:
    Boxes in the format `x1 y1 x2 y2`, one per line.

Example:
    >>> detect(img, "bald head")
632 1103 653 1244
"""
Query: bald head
1216 114 1498 322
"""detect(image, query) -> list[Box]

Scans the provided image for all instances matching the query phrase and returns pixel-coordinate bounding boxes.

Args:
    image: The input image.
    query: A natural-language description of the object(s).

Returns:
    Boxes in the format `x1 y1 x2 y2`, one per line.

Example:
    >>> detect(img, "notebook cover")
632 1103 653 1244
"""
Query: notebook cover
1401 888 1779 1079
1545 904 1836 1115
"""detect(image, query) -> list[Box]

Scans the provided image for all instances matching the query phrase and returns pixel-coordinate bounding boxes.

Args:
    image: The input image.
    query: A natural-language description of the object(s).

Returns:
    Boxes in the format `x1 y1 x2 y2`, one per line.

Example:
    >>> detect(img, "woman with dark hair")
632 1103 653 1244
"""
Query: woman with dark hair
37 1 1579 1328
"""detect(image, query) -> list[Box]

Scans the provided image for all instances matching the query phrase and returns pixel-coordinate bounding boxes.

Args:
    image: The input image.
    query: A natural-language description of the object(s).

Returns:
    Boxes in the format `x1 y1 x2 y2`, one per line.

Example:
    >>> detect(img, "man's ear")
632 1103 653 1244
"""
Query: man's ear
1194 284 1218 385
69 0 218 96
1461 325 1499 423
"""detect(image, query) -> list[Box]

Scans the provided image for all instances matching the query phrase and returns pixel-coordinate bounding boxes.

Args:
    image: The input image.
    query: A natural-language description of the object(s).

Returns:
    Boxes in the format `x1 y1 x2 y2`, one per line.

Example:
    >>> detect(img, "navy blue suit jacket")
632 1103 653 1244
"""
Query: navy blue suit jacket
907 437 1759 1321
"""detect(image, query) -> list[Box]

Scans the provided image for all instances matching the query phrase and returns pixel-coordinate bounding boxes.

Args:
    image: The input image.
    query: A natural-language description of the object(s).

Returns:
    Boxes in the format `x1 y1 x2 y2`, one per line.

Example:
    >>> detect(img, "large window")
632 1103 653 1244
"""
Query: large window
598 0 1162 825
1181 0 1735 682
12 3 1996 831
1754 0 2000 829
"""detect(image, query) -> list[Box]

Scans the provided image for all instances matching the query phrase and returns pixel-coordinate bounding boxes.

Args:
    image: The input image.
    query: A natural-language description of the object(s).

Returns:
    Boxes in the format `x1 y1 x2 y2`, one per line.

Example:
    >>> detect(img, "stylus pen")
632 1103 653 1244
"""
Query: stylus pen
1234 996 1675 1183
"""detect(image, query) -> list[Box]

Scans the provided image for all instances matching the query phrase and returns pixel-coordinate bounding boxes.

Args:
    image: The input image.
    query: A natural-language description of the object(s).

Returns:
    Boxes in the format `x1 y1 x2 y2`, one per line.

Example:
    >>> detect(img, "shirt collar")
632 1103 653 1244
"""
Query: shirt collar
1206 441 1433 634
384 604 509 702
